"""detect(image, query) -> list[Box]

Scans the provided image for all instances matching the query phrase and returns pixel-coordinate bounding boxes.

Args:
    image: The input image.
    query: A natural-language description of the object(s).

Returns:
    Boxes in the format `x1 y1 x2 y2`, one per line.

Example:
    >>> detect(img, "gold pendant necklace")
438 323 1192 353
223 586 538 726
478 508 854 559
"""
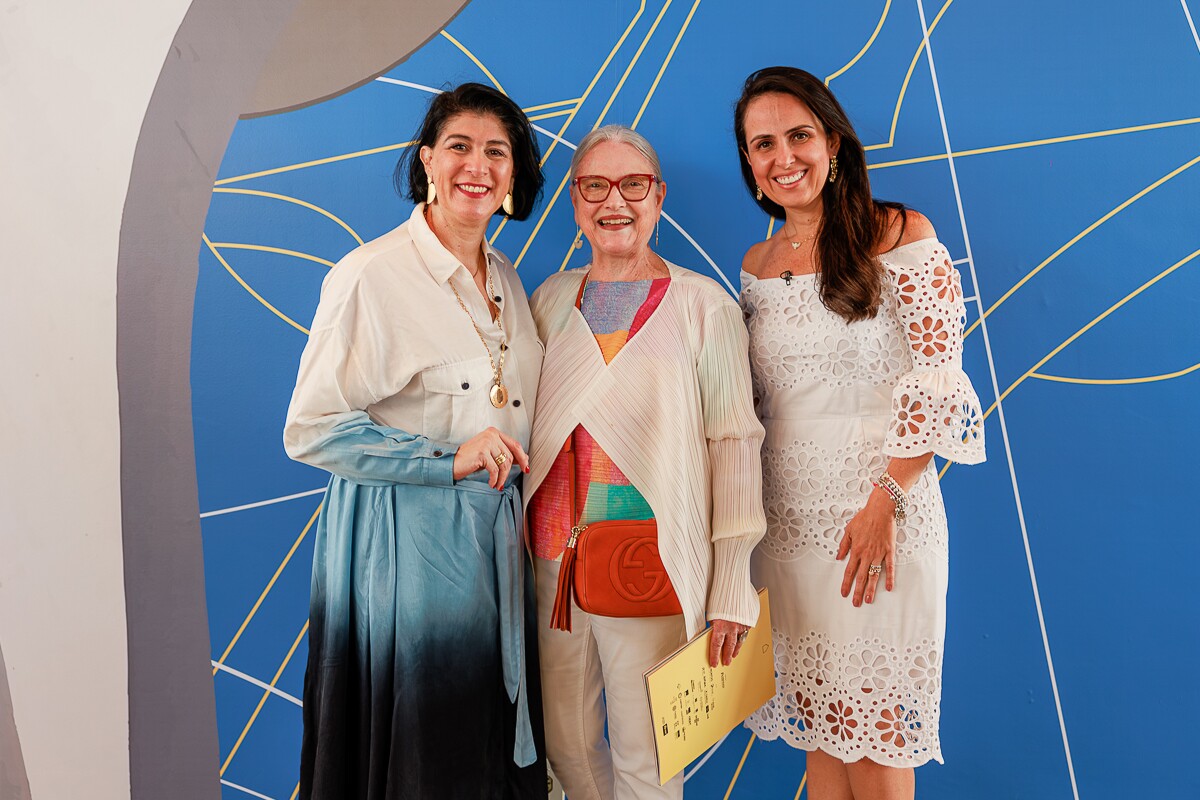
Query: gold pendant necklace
786 231 818 250
448 267 509 408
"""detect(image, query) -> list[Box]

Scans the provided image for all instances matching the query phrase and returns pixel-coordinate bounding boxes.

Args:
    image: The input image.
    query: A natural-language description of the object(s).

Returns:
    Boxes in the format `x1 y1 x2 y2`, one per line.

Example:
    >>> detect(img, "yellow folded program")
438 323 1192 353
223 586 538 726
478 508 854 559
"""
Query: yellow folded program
643 588 776 784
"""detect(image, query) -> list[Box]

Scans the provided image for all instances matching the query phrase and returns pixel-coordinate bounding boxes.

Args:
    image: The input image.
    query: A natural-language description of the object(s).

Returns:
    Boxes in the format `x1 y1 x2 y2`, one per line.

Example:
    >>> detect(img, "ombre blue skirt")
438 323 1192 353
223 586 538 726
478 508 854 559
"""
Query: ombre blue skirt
299 474 546 799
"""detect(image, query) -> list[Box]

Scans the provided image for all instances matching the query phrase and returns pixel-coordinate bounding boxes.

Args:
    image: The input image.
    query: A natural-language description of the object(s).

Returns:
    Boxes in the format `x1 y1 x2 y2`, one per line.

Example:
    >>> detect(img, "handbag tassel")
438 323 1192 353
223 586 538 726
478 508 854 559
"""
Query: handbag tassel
550 529 582 632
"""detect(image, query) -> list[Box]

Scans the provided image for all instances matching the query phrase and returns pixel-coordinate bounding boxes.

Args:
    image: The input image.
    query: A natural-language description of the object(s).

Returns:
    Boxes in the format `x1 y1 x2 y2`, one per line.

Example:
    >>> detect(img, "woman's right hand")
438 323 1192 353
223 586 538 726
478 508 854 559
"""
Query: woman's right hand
453 427 530 489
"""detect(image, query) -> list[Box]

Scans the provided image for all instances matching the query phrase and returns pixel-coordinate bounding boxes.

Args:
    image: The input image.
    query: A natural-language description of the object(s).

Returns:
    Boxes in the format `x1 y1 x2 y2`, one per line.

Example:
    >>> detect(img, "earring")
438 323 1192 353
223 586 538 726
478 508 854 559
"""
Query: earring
828 156 839 184
655 219 660 249
502 191 515 216
573 229 583 249
426 178 437 205
755 186 763 201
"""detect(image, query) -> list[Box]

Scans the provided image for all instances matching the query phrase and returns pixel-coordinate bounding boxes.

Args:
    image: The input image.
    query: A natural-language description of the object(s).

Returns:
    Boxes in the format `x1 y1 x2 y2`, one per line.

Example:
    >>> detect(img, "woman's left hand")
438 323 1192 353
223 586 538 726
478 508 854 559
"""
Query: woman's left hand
708 618 751 667
836 491 898 606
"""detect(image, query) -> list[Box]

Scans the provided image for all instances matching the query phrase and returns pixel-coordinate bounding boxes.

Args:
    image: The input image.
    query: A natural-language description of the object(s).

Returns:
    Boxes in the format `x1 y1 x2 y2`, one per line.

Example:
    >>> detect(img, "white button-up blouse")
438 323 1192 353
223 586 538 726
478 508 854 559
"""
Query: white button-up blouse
284 204 542 474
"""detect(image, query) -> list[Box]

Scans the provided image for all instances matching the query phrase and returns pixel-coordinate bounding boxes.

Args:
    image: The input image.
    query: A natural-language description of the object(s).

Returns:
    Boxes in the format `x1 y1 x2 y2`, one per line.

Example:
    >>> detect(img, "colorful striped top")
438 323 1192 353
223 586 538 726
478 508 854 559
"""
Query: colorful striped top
529 276 670 560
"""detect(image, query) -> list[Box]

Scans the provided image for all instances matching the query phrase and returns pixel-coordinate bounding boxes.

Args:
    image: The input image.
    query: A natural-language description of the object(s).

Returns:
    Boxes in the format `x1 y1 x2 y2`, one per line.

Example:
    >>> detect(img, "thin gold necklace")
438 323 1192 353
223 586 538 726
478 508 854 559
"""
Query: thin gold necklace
782 228 818 250
448 269 509 408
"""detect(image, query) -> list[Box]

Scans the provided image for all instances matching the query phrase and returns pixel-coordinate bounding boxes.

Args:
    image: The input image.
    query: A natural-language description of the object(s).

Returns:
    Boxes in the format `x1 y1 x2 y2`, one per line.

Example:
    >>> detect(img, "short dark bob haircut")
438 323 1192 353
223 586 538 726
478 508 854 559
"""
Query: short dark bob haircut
396 83 544 222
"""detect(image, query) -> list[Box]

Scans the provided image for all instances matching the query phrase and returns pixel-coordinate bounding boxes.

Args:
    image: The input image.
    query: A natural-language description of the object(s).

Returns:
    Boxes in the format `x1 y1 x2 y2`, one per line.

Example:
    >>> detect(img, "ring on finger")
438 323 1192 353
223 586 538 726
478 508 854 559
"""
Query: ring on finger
736 630 749 644
493 452 508 468
868 563 883 576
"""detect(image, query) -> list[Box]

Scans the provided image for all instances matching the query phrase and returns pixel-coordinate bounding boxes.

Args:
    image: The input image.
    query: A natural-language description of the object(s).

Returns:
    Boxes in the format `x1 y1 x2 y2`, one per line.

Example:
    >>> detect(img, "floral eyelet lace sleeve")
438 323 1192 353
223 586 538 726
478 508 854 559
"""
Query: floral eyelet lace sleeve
881 240 986 464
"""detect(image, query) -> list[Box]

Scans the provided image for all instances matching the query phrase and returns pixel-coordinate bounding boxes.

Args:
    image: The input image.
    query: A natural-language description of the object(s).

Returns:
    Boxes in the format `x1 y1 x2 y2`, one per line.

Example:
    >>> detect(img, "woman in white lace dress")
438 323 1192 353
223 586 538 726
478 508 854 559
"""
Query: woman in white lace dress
733 67 986 799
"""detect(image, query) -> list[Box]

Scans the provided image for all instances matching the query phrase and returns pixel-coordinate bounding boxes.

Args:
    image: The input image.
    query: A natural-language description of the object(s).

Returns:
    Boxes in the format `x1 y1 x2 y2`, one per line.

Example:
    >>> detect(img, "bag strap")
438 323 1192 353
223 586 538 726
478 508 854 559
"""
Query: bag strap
550 273 593 633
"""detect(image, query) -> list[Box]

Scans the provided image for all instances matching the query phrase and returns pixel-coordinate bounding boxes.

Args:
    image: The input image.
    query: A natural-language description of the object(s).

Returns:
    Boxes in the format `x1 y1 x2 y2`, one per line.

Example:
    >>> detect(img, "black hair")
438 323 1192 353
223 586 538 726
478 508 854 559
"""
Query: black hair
395 82 544 221
733 67 906 322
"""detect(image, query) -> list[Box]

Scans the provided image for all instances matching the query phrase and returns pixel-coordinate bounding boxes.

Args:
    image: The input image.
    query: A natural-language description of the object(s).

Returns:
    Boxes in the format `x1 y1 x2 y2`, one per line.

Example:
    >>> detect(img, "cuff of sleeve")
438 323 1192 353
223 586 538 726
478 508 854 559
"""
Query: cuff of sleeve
884 369 986 464
706 538 759 628
420 439 458 486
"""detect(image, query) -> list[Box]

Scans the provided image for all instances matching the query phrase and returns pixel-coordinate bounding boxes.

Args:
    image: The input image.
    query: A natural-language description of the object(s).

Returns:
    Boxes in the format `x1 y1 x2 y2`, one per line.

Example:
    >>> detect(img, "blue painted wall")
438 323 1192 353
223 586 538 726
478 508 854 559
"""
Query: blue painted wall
193 2 1200 797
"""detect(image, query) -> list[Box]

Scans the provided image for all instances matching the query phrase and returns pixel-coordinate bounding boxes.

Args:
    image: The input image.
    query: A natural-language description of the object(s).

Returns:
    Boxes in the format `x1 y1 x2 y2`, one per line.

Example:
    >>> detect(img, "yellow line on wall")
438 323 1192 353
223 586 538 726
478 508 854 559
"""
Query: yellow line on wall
289 783 300 800
207 242 336 269
492 2 649 253
1031 361 1200 385
212 187 365 245
826 0 893 84
631 0 703 129
528 107 577 121
211 502 322 674
537 1 647 170
964 153 1200 340
440 30 507 94
793 770 809 800
213 141 416 186
551 0 697 270
722 734 756 800
943 247 1200 480
219 620 309 776
523 97 582 113
988 247 1200 414
203 236 311 335
869 116 1200 170
863 0 955 153
513 1 654 267
592 0 675 135
766 216 776 240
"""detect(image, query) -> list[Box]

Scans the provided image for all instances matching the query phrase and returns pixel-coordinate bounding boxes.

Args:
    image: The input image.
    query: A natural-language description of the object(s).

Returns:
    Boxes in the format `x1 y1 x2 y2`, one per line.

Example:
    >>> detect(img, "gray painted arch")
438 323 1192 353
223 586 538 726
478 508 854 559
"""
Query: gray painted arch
116 1 466 796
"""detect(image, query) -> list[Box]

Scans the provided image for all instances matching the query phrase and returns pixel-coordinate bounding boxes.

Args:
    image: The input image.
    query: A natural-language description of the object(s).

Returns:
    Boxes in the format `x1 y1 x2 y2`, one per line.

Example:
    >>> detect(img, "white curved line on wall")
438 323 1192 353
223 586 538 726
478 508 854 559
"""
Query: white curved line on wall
915 2 1080 798
220 778 278 800
200 487 327 518
211 661 303 707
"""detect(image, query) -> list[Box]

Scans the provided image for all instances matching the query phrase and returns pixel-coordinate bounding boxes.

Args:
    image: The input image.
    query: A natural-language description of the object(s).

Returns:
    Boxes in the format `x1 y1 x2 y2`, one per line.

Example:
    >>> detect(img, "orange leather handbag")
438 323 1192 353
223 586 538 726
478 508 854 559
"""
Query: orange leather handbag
549 433 683 632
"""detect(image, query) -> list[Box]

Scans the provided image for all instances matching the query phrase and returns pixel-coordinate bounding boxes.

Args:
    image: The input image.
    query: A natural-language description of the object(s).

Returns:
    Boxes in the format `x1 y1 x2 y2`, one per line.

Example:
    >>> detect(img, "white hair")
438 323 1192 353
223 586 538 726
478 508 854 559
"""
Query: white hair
569 124 664 181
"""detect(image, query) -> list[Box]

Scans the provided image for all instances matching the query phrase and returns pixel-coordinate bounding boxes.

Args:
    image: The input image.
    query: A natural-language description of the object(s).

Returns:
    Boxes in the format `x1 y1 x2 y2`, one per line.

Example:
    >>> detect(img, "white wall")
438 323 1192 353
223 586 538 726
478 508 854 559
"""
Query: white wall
0 2 191 797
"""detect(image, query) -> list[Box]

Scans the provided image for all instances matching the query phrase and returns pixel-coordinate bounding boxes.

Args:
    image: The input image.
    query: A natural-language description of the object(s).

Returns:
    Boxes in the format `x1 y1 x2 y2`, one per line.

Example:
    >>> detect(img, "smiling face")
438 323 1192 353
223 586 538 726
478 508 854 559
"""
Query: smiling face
742 92 840 217
420 112 513 227
571 140 665 264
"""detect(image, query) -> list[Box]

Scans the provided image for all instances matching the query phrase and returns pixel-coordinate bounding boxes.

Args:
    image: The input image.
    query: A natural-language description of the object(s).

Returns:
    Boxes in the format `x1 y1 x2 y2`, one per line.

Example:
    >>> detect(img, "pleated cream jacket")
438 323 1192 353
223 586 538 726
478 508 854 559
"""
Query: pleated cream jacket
525 262 767 636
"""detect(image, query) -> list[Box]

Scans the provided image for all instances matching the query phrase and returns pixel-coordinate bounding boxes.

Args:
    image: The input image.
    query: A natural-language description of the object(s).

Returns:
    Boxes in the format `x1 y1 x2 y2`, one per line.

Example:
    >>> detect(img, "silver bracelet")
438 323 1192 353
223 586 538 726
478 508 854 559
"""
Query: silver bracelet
874 472 909 523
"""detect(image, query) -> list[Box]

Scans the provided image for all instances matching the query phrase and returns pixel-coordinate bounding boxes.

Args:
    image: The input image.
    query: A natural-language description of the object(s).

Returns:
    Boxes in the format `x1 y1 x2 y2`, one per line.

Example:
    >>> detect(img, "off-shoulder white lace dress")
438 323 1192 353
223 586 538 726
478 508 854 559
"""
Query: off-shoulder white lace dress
741 239 985 766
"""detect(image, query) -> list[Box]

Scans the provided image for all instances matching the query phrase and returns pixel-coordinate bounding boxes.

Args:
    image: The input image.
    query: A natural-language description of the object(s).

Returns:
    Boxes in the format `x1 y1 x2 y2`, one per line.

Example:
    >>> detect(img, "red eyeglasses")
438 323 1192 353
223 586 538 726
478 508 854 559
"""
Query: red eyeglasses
572 174 660 203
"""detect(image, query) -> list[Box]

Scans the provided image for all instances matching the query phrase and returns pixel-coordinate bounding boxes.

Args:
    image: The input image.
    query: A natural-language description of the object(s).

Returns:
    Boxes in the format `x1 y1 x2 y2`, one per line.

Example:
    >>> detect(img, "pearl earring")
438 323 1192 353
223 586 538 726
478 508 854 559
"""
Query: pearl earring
426 178 437 205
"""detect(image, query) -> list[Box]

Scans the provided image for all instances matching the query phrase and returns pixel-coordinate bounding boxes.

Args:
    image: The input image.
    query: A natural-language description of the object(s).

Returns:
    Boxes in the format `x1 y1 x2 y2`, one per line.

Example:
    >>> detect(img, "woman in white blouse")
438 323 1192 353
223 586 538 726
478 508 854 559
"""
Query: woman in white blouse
283 84 548 800
735 68 986 800
525 125 767 800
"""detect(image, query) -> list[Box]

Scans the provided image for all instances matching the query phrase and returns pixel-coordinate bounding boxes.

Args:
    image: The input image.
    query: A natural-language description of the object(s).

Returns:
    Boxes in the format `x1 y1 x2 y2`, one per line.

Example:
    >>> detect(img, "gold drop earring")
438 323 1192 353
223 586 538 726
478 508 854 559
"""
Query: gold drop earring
756 186 763 201
426 174 437 205
827 156 839 184
502 190 515 216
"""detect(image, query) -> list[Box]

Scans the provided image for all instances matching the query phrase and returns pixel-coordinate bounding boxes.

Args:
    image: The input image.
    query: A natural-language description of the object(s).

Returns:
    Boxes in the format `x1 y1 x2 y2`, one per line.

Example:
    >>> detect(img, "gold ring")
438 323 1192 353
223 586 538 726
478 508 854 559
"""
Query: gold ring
494 453 508 467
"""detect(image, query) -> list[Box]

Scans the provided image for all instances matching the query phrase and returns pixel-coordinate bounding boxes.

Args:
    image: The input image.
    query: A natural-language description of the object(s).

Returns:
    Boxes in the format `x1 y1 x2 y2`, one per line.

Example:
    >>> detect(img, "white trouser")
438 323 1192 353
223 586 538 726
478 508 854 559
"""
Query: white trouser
535 557 687 800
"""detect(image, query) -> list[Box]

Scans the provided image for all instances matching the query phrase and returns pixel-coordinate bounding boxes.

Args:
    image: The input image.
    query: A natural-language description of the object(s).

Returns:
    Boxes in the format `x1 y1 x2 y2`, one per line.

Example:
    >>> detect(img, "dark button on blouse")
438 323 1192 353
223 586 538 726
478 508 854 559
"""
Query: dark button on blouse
512 399 521 408
461 382 470 390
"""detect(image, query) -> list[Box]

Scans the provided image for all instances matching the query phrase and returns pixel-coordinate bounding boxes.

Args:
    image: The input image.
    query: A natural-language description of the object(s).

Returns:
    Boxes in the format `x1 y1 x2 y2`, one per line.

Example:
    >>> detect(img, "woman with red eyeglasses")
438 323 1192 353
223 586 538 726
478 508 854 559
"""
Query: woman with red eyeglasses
524 124 766 800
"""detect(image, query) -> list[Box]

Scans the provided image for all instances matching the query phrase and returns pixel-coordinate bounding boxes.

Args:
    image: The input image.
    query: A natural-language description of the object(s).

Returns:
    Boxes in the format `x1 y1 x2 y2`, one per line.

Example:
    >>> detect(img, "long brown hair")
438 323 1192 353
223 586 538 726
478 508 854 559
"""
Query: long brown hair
733 67 904 322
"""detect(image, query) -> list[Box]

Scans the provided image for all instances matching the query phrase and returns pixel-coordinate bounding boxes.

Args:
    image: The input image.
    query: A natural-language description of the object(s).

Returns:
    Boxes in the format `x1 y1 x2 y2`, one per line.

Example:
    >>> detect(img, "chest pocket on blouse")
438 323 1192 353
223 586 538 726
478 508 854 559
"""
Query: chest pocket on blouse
420 355 494 444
